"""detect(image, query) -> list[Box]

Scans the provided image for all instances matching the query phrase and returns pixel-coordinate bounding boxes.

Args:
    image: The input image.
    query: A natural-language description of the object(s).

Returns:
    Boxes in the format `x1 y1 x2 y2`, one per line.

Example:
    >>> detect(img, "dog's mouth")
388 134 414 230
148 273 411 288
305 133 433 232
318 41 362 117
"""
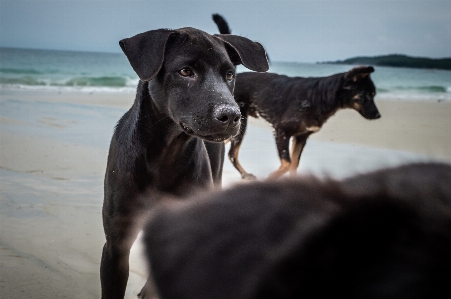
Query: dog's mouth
180 122 235 142
180 122 195 135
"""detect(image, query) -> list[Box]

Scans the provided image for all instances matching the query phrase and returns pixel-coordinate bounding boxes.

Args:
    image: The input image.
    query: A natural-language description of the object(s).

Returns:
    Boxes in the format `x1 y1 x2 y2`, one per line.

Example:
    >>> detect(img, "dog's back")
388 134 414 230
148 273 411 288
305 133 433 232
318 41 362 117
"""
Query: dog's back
234 71 346 125
143 162 451 299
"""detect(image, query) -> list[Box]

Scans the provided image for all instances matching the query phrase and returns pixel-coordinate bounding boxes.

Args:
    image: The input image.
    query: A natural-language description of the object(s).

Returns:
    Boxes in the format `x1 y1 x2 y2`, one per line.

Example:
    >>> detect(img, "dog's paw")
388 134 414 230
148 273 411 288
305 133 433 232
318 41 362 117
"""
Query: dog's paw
242 173 257 180
137 281 159 299
137 291 158 299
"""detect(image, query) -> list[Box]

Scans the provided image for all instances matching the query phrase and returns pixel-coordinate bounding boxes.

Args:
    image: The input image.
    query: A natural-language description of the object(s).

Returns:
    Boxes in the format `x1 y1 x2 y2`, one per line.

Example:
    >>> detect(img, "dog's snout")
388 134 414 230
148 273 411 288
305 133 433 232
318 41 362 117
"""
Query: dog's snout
214 106 241 127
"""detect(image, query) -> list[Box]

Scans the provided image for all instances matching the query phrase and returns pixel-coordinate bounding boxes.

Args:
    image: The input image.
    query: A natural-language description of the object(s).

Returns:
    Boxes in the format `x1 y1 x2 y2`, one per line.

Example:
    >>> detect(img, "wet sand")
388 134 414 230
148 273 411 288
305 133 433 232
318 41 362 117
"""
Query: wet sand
1 88 450 298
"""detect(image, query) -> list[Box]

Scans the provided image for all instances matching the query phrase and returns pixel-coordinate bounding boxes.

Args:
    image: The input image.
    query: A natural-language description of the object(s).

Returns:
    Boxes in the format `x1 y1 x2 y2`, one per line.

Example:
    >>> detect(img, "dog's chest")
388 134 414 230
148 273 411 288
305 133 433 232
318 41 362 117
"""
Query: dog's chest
305 125 321 133
297 122 321 135
297 107 336 134
296 113 324 134
149 139 214 193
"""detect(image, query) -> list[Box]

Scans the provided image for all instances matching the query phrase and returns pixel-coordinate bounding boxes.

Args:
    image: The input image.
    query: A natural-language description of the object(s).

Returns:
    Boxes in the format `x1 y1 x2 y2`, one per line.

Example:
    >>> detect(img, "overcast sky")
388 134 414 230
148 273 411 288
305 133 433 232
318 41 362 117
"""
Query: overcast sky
1 0 450 63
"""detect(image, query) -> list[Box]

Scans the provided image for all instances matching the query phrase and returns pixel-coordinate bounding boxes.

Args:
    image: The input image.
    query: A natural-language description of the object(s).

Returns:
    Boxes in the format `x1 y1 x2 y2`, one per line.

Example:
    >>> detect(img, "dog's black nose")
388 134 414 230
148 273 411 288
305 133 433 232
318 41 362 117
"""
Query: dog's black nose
372 111 381 119
214 106 241 127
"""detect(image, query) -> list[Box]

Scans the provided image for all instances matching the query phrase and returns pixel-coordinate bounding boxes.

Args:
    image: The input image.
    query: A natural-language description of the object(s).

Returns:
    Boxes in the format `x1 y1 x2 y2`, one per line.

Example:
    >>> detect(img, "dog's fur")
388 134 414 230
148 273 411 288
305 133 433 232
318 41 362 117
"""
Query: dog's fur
143 162 451 299
100 27 268 299
213 14 381 180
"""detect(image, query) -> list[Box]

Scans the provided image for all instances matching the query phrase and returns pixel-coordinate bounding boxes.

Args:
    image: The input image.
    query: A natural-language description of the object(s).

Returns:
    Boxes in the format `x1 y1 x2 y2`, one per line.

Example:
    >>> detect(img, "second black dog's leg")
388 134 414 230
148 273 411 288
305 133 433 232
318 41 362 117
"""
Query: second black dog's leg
100 216 141 299
289 134 310 177
267 129 291 180
228 116 256 180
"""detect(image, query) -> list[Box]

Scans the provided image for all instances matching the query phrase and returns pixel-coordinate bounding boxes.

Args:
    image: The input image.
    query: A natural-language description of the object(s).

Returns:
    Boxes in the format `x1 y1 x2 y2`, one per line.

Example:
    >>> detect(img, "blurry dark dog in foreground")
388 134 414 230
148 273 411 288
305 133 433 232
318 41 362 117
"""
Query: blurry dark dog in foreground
143 162 451 299
213 13 381 180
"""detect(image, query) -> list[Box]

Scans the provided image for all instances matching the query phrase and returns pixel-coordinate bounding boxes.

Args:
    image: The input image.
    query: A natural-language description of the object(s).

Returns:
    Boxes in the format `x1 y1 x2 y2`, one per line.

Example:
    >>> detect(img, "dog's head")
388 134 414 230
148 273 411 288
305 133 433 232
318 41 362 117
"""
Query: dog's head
341 66 381 120
119 27 269 142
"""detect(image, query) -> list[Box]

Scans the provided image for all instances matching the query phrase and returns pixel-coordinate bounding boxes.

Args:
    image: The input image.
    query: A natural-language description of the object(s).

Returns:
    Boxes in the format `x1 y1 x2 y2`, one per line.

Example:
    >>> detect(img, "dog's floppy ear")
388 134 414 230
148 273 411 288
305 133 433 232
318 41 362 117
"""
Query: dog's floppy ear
215 34 269 72
119 29 176 81
345 66 375 82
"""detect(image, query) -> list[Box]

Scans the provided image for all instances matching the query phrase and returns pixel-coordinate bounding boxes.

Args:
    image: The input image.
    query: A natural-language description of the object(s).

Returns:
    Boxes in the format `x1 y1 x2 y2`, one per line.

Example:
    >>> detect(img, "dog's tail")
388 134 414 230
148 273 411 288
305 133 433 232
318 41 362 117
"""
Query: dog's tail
212 14 232 34
212 13 270 64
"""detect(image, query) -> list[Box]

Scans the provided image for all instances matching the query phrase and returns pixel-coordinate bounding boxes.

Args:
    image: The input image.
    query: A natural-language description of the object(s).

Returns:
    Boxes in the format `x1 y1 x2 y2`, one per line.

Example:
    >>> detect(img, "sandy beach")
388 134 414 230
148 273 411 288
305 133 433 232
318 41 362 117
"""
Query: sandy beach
1 87 451 298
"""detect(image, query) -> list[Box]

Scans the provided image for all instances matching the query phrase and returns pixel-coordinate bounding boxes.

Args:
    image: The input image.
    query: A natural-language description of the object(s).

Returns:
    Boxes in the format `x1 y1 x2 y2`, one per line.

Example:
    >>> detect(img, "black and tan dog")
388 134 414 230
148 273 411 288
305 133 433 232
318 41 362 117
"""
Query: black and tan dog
232 68 381 180
100 27 268 299
213 14 381 180
142 162 451 299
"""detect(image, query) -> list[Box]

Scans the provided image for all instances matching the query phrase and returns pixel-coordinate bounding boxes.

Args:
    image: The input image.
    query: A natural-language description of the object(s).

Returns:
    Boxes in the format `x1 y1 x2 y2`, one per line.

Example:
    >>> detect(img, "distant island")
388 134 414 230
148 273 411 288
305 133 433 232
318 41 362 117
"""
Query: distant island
322 54 451 70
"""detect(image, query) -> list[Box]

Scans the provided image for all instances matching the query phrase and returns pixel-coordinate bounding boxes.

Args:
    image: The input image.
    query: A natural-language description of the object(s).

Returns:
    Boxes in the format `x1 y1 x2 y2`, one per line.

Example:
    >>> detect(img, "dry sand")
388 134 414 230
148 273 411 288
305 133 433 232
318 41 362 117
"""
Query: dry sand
1 88 450 298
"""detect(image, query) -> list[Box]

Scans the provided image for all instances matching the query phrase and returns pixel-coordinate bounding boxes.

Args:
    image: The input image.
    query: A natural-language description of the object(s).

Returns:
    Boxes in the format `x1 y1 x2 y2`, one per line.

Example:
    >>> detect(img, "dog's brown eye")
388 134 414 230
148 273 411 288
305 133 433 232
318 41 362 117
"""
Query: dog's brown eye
226 71 234 81
179 68 193 77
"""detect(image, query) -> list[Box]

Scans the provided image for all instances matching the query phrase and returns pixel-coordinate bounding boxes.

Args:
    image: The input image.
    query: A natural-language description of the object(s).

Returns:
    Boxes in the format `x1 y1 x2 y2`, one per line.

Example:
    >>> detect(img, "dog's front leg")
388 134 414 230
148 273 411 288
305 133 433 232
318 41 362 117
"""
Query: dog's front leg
100 214 142 299
289 134 309 177
267 129 292 180
228 116 257 180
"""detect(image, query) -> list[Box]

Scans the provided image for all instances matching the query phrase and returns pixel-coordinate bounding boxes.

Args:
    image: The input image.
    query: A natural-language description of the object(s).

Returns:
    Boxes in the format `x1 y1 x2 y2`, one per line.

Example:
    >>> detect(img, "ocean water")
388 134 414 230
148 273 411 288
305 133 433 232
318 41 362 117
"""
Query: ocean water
0 47 136 93
1 47 450 102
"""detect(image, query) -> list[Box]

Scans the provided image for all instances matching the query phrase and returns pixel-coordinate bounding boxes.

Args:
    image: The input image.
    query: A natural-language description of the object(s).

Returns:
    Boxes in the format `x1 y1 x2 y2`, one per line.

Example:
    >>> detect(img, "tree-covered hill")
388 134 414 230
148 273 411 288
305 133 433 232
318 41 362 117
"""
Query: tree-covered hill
323 54 451 70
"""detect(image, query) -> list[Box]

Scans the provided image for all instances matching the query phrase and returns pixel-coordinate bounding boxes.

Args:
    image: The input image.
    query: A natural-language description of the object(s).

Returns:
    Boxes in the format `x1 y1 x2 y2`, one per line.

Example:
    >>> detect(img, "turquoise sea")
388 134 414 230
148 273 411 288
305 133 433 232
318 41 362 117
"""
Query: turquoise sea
1 47 450 102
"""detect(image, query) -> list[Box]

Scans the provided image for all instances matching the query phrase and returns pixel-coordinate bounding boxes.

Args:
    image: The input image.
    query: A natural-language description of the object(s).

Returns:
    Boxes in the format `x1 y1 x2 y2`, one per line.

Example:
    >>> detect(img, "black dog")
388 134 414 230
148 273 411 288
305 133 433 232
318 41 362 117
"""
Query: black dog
231 68 381 180
213 14 381 180
143 162 451 299
100 27 268 299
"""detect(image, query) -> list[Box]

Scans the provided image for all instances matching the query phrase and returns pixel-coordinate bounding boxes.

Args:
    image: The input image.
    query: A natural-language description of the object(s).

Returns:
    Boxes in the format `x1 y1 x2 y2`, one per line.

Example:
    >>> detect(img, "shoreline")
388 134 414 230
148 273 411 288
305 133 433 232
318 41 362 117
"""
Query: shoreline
2 87 451 160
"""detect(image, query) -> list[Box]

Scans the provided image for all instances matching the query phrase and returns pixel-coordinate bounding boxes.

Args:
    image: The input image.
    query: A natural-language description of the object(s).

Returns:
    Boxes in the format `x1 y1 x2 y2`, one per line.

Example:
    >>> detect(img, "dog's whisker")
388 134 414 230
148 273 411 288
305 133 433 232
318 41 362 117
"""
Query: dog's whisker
147 115 170 129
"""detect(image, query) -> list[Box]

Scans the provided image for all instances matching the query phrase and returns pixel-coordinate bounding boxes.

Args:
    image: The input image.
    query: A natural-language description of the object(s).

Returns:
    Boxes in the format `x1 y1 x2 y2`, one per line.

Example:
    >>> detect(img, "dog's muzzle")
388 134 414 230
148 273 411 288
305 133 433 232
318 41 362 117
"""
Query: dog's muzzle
179 105 241 142
212 105 241 130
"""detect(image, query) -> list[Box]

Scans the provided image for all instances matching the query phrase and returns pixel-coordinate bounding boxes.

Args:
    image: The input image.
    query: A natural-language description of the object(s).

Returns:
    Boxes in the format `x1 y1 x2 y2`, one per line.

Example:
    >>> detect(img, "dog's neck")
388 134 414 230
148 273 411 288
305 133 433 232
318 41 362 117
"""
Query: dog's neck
113 81 203 192
318 74 352 119
130 81 190 146
302 74 344 113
